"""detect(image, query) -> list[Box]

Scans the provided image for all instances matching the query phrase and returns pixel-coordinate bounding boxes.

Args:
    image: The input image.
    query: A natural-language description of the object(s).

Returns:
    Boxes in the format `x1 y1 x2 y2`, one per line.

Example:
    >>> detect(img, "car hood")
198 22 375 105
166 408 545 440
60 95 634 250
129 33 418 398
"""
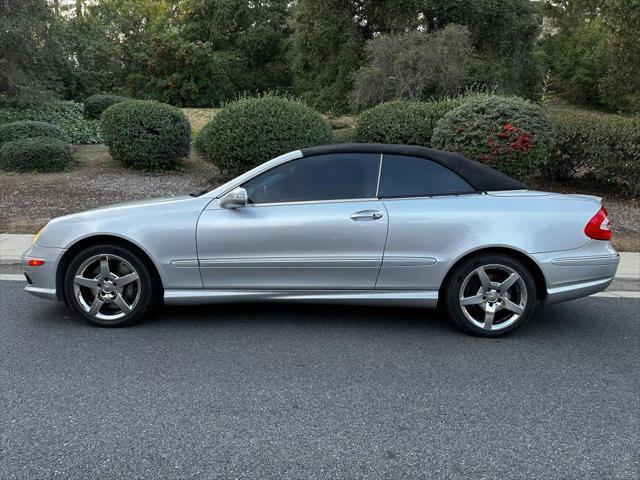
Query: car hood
35 194 212 249
78 195 192 213
49 195 197 224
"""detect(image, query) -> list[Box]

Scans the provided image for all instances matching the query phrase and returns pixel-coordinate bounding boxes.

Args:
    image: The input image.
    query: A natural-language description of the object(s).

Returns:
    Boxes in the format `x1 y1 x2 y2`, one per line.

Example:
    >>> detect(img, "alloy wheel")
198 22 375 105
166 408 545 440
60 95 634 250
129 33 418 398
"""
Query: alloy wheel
73 254 141 321
458 263 528 332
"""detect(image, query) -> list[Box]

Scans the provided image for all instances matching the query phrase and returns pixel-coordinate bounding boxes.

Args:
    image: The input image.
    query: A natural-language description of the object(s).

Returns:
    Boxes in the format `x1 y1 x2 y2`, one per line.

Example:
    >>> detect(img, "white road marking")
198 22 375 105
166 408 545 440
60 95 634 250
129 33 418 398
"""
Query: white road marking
591 291 640 298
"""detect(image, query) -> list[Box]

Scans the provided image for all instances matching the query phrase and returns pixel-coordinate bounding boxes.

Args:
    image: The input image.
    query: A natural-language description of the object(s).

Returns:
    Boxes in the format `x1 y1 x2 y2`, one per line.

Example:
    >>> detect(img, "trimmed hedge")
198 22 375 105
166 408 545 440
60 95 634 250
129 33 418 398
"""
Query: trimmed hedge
195 95 333 177
432 95 556 180
101 100 191 170
0 137 74 172
548 107 640 195
84 94 128 120
0 120 69 144
0 101 101 144
355 97 471 146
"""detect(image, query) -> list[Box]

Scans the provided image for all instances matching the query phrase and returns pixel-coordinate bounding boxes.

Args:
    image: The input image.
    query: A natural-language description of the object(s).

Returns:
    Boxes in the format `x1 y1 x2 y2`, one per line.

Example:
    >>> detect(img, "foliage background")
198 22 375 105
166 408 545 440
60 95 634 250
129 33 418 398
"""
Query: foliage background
9 0 636 114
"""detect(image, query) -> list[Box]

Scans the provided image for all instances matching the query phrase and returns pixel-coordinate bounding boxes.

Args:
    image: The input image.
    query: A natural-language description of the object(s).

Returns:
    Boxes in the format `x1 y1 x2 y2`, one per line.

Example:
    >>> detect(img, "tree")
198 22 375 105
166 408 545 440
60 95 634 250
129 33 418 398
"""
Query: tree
61 9 122 99
290 0 367 113
142 31 239 107
420 0 543 100
600 0 640 111
0 0 68 101
290 0 542 113
352 25 473 110
541 17 609 105
85 0 180 95
89 0 293 106
179 0 292 95
540 0 640 112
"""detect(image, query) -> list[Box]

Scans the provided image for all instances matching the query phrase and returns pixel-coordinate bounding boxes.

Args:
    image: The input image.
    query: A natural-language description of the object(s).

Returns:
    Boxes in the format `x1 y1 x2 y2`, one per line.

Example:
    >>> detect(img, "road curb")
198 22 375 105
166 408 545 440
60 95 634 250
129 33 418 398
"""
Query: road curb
1 233 639 280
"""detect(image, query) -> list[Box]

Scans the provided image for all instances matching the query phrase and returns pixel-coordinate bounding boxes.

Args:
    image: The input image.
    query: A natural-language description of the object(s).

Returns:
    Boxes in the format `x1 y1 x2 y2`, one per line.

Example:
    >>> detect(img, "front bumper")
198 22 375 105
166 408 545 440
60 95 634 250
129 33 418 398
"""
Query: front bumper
22 244 66 301
534 241 619 305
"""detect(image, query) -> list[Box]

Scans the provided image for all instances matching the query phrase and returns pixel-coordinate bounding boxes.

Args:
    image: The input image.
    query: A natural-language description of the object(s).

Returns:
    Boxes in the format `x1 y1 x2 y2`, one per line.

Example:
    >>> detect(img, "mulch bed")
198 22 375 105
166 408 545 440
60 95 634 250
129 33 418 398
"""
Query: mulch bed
0 145 224 233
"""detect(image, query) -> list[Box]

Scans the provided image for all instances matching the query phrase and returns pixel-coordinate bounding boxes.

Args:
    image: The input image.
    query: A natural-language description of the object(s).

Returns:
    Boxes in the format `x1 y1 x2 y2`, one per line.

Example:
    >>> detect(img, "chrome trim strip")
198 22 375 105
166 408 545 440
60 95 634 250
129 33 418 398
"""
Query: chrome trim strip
169 259 199 268
381 256 437 267
381 192 482 201
164 289 439 307
375 153 383 197
244 197 379 208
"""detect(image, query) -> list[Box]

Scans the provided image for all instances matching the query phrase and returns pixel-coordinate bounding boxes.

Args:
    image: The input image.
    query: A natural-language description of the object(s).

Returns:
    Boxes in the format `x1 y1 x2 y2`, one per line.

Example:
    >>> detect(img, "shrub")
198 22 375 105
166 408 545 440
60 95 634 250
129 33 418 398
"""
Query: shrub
0 101 101 143
0 137 74 172
101 100 191 170
0 121 68 143
84 94 128 120
195 95 333 176
548 107 640 195
431 95 556 180
355 98 466 146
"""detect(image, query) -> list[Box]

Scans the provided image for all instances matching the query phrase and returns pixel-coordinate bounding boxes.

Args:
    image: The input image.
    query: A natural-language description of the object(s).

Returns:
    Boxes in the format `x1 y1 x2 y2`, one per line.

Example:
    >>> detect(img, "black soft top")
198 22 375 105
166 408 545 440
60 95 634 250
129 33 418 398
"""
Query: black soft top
300 143 525 192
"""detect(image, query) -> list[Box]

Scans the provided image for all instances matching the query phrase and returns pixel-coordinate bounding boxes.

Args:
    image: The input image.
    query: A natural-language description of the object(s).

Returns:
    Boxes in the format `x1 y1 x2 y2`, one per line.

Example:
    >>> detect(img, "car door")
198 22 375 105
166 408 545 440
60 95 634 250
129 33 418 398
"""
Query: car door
196 152 388 289
375 154 479 290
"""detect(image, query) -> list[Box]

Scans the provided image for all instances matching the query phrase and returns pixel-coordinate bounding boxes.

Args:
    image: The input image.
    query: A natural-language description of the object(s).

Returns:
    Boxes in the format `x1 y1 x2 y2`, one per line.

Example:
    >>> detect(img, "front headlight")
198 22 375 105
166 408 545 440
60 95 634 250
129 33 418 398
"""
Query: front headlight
32 224 47 245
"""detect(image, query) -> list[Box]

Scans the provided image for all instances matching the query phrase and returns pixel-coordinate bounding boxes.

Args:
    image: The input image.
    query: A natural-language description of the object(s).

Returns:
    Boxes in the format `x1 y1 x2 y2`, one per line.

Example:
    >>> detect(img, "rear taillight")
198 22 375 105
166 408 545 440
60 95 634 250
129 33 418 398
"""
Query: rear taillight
584 205 612 241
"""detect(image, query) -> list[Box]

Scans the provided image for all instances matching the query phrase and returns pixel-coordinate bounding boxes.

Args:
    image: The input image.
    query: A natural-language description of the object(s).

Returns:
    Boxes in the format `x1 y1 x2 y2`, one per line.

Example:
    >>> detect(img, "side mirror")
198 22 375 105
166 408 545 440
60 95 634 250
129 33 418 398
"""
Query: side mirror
219 187 248 209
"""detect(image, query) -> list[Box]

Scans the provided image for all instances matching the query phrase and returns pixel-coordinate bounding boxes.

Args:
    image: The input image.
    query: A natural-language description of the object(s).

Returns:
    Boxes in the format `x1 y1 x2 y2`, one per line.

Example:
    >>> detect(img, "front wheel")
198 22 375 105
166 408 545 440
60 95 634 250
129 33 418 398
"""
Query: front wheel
64 244 156 327
444 254 537 337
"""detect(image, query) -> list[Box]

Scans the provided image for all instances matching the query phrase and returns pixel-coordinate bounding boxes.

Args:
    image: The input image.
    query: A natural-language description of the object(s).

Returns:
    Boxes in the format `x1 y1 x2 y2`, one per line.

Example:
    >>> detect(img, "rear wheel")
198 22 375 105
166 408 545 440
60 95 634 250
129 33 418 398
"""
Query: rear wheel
64 244 156 327
444 254 537 337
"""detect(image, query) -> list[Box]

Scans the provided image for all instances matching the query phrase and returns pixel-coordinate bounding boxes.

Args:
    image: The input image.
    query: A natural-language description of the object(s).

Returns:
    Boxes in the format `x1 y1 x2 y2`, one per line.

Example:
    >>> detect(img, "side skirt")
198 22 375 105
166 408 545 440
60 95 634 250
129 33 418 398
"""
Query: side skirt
164 289 439 307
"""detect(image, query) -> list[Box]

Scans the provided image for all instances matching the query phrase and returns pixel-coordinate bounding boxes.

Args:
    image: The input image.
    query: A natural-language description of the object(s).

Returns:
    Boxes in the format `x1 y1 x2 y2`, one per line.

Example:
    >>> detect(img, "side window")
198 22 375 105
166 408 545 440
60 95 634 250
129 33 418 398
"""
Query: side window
242 153 380 204
378 154 474 198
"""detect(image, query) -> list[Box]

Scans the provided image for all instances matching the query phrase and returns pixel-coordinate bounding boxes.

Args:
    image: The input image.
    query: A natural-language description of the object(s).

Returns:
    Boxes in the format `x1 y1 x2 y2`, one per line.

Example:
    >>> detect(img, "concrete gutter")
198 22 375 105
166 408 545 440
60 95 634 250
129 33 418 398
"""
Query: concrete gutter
1 233 638 280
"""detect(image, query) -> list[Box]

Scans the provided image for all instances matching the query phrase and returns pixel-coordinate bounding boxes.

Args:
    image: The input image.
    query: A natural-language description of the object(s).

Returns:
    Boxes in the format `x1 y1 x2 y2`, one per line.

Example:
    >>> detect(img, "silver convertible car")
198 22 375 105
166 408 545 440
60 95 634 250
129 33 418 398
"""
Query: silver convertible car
22 144 619 336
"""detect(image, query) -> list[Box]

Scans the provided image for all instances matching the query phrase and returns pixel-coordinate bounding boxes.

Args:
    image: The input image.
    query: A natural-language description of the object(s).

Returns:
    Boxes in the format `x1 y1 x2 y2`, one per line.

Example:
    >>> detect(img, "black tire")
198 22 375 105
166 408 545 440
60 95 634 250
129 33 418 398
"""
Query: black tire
64 244 157 327
444 253 537 337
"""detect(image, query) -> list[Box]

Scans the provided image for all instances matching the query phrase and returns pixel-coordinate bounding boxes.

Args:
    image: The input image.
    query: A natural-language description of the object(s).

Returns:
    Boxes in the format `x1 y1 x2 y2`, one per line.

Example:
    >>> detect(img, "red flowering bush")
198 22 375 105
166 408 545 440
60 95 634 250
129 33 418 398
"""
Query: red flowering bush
431 96 557 180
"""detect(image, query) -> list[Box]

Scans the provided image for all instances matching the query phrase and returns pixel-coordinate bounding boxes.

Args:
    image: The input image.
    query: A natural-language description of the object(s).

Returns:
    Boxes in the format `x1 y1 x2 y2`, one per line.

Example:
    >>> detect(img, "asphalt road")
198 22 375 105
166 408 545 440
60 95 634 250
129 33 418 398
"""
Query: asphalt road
1 280 638 480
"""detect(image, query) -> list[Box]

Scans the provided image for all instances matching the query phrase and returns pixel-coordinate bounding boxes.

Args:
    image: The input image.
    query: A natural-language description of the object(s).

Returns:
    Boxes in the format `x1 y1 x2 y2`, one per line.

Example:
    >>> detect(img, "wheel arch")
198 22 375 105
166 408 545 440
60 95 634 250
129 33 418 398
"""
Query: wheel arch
56 234 164 302
439 246 548 304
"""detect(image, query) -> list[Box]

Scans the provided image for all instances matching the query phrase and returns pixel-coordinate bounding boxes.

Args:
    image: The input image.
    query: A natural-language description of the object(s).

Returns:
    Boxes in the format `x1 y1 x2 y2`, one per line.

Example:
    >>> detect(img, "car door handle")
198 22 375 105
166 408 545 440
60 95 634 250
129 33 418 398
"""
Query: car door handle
350 210 384 221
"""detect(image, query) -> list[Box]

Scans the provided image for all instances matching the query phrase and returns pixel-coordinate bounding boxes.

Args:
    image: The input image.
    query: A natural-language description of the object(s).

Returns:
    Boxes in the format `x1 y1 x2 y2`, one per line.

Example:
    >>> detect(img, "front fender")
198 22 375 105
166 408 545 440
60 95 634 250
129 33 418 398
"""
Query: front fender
35 196 211 290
